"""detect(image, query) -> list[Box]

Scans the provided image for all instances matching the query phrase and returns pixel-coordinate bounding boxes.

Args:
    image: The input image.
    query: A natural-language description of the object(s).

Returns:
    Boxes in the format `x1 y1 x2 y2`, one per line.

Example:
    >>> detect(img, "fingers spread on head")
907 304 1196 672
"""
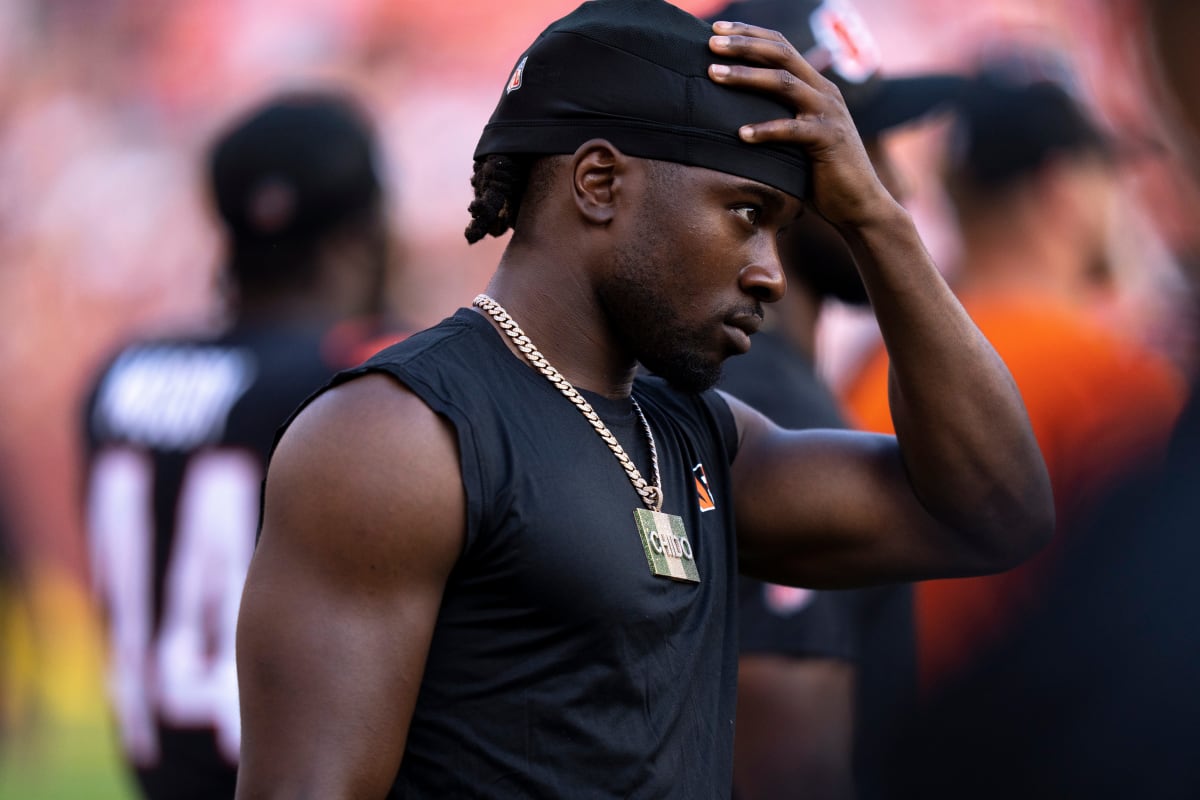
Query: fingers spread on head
710 20 788 46
709 26 820 82
708 63 824 115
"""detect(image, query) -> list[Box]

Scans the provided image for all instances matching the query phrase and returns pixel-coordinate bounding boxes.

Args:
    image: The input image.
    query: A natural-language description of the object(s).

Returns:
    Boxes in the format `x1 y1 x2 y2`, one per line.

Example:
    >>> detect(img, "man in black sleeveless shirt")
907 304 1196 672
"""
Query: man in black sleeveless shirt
234 2 1054 798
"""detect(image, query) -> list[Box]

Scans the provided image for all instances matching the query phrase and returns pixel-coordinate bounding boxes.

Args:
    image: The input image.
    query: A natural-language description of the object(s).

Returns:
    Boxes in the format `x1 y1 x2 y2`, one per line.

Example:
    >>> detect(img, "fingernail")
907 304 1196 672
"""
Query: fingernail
739 125 756 140
711 35 731 47
710 63 731 77
712 20 733 32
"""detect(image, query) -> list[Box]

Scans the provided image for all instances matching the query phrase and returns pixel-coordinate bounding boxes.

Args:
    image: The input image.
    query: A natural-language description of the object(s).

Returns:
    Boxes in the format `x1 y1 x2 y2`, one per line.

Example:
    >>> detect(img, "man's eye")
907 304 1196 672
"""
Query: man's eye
733 206 761 225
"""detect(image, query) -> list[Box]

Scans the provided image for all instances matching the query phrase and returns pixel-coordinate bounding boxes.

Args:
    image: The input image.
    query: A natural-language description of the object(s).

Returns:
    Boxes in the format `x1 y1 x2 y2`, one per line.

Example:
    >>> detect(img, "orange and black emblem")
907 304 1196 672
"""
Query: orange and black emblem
692 462 716 512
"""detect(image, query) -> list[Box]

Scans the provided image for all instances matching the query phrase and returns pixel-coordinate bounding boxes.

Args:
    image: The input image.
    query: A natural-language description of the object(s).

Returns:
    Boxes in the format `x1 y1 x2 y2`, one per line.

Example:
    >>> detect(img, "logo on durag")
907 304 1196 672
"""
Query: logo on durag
808 0 881 84
506 56 529 94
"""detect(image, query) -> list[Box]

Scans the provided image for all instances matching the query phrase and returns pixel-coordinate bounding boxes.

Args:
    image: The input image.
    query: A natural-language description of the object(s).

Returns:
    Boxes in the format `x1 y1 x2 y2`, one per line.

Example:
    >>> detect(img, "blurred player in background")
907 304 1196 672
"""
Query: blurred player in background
842 64 1187 692
82 88 400 799
703 2 965 797
880 4 1200 796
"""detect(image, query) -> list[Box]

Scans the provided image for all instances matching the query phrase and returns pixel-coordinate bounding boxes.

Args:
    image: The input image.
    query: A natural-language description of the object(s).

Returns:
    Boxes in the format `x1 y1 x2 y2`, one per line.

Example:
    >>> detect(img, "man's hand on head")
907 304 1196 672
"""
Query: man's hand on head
706 20 897 229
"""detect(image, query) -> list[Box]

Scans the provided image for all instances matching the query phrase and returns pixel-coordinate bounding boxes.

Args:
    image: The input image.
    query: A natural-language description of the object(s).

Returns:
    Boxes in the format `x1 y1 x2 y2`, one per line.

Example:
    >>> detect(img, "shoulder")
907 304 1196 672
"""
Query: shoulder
273 372 450 486
358 309 484 371
966 299 1185 406
965 295 1138 368
264 371 465 571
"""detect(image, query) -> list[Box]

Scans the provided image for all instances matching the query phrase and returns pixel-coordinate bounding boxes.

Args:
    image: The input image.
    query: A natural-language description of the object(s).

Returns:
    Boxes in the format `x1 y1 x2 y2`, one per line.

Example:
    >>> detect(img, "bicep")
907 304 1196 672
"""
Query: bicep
235 374 464 799
725 394 977 588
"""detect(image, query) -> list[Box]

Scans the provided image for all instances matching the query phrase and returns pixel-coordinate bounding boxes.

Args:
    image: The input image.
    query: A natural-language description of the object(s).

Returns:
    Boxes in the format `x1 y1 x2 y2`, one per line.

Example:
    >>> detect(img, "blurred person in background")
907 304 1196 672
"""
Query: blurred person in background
701 1 965 798
82 88 401 800
880 3 1200 797
841 64 1188 693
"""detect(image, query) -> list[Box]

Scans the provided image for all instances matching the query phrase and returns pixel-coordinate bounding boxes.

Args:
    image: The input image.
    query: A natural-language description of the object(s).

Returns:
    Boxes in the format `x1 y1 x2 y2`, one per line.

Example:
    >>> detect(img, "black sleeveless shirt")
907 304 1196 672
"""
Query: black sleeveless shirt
325 308 741 798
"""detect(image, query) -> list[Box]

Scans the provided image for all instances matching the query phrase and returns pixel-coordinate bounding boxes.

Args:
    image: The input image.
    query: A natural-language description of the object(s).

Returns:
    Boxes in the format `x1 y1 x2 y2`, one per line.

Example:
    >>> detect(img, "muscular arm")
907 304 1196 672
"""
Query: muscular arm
709 23 1054 587
234 374 464 799
727 216 1052 586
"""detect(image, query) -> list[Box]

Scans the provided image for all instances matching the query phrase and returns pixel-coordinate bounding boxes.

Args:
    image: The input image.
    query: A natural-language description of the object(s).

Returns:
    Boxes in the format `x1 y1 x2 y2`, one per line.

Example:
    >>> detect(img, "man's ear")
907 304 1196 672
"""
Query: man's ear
571 139 624 225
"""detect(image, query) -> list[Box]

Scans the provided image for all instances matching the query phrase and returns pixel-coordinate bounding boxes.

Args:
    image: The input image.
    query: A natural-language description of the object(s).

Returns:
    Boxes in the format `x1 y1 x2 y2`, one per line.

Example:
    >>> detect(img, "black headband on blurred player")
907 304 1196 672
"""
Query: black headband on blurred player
208 89 386 292
209 90 383 246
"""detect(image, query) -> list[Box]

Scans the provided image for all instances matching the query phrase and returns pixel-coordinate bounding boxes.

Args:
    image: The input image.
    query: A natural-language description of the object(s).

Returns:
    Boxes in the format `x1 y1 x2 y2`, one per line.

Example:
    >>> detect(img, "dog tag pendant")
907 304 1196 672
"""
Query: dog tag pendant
633 508 700 583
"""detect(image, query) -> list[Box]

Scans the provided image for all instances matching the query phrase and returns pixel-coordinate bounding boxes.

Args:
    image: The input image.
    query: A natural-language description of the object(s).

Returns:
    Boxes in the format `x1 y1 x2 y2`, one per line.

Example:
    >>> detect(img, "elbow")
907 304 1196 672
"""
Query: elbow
997 505 1055 572
1028 492 1057 557
1016 461 1057 564
974 482 1056 574
967 437 1057 573
933 456 1056 576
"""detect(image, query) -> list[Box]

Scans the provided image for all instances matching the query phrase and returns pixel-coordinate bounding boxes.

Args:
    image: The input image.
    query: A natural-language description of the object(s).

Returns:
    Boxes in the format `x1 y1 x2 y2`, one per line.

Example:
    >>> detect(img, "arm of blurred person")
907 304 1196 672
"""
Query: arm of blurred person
709 23 1054 588
234 374 463 799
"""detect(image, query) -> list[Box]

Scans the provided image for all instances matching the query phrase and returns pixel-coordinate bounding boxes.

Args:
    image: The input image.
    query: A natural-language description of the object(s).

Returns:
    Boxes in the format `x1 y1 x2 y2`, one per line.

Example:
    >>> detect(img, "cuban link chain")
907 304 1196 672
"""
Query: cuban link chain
472 293 664 512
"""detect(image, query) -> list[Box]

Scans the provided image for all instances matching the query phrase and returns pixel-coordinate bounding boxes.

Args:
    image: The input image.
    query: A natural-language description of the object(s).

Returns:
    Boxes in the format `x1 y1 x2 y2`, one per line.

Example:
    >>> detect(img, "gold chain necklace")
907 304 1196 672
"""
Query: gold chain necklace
472 293 700 584
473 293 663 512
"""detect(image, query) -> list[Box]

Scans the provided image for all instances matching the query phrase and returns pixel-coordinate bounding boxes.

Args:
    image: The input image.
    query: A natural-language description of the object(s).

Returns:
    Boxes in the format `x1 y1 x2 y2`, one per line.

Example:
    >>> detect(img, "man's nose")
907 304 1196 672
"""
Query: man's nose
739 239 787 303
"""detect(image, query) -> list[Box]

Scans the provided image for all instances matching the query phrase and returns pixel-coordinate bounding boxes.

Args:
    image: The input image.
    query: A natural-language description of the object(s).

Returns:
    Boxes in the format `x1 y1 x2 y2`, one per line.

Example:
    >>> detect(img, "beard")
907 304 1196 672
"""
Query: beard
596 235 726 394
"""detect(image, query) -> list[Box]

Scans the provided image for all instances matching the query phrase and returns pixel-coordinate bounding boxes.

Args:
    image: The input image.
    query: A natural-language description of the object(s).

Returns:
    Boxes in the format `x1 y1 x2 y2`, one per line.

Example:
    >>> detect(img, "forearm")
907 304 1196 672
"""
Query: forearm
842 203 1054 564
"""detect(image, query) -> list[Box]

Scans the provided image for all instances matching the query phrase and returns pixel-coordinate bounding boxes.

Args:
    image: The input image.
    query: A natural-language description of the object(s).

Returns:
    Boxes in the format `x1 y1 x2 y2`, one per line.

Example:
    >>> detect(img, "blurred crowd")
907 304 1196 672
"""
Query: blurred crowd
1 0 1198 797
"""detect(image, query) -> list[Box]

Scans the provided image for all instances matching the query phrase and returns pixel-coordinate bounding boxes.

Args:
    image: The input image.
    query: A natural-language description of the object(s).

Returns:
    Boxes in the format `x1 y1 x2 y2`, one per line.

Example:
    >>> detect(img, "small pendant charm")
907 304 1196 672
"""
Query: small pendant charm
633 508 700 584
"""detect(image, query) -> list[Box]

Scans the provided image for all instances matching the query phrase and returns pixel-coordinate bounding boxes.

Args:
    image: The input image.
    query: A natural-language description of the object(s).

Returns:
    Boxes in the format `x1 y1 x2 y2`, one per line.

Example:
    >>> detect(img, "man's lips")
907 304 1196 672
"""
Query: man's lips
727 307 764 335
724 311 763 353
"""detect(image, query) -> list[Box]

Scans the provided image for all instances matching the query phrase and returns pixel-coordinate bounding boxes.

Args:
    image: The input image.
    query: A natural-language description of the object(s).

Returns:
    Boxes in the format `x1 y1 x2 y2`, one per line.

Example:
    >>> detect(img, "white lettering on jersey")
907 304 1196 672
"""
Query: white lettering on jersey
93 347 256 450
155 450 257 762
89 447 259 766
88 448 158 765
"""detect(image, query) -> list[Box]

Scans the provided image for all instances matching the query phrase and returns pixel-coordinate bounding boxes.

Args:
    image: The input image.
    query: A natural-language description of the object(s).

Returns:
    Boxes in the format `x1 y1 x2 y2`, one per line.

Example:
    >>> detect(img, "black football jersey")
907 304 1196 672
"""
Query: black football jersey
84 324 345 799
